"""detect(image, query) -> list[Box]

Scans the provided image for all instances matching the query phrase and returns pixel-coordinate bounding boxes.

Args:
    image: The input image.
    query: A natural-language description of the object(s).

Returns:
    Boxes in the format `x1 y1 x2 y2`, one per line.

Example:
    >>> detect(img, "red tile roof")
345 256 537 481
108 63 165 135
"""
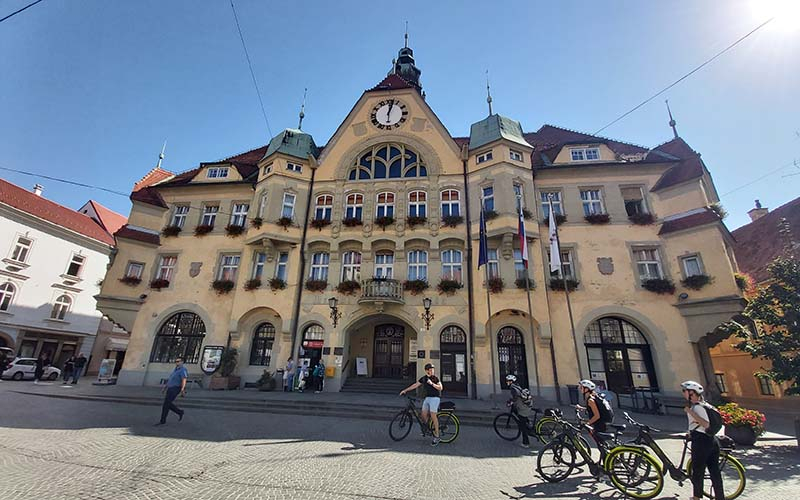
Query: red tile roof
524 125 649 161
0 178 115 246
133 167 174 192
367 74 416 92
731 197 800 282
114 224 160 246
130 186 168 208
156 146 269 188
88 200 128 235
658 208 721 235
651 137 697 159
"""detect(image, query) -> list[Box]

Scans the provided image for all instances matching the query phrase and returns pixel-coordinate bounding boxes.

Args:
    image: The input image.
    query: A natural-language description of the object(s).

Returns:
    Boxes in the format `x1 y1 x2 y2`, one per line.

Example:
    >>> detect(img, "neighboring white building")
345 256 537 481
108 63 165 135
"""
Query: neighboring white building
0 179 125 369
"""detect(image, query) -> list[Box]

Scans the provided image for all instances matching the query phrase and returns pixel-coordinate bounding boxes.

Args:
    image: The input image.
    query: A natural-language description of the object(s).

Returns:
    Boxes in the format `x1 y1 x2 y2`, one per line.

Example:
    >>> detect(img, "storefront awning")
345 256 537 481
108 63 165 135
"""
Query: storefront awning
105 338 129 352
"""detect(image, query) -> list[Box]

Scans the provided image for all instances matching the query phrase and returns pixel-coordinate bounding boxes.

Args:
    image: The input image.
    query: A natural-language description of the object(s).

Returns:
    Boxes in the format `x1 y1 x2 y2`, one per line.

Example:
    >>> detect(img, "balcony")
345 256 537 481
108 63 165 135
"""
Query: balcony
359 279 404 304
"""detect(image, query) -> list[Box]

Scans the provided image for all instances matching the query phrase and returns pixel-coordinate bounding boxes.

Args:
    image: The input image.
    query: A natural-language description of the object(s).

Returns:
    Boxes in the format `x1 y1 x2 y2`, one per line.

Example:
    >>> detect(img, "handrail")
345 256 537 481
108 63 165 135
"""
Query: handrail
359 278 404 301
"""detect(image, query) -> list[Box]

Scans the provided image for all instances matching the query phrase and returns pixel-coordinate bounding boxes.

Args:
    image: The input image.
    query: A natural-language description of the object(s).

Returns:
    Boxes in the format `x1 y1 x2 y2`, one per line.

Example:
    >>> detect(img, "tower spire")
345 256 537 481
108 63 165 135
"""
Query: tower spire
298 88 307 130
665 99 678 138
404 21 408 48
486 70 493 116
156 140 166 169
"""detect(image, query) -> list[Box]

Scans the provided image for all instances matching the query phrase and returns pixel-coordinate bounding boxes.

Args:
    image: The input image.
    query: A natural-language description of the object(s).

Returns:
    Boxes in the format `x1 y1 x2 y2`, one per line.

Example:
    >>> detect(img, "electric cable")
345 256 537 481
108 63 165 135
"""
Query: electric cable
0 0 44 24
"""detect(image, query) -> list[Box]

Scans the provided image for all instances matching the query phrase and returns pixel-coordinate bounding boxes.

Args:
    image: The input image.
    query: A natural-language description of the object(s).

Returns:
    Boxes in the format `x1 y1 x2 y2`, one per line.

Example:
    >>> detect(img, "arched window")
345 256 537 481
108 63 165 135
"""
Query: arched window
345 193 363 220
440 189 461 217
0 282 15 311
341 251 362 281
584 317 658 394
408 190 427 218
498 326 528 389
440 326 467 393
376 192 395 218
315 194 333 221
250 322 276 366
50 294 71 320
348 143 427 180
150 312 206 363
441 326 466 344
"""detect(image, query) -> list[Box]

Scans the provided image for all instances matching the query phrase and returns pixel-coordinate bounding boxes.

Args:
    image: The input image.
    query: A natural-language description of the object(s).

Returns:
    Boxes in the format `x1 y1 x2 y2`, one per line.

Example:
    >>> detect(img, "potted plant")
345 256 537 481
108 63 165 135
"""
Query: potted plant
250 217 263 229
305 279 328 292
709 202 728 220
269 277 287 291
149 278 170 290
522 208 534 221
374 215 395 230
437 279 463 295
212 279 235 294
486 277 504 293
119 275 142 286
515 277 535 290
244 278 261 291
276 216 293 229
225 224 246 237
549 278 579 291
406 215 427 228
628 213 655 225
681 274 713 290
642 278 676 295
342 217 363 227
310 218 331 230
403 279 429 295
544 214 568 226
256 369 276 391
336 279 361 295
584 213 611 224
194 224 214 236
210 348 240 390
162 225 182 237
484 209 499 220
718 402 766 446
441 214 464 228
734 273 752 292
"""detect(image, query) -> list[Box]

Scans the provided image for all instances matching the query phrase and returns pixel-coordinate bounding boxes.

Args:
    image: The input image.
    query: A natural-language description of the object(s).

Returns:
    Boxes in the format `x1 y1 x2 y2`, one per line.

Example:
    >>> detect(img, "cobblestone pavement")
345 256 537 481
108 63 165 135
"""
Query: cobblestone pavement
0 384 798 499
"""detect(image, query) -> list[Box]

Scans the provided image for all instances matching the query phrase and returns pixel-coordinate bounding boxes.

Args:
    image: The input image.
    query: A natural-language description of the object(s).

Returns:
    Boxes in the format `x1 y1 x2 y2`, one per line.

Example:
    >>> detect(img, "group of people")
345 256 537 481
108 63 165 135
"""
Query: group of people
283 357 326 393
0 349 86 384
59 353 88 385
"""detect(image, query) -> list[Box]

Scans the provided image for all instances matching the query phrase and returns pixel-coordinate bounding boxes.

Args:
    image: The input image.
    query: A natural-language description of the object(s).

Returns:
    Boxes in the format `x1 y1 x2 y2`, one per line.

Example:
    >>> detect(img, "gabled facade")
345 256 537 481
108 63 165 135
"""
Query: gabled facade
97 43 743 401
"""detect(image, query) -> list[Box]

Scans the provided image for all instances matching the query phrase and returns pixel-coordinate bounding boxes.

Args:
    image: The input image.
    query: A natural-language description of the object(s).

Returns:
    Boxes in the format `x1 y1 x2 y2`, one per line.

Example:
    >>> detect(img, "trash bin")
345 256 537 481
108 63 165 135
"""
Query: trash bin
275 369 285 389
567 384 579 405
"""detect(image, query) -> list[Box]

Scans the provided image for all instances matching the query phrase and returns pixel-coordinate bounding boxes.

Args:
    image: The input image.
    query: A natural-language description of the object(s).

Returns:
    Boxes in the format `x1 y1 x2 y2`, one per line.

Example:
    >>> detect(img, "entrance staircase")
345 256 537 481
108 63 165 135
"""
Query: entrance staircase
340 376 410 395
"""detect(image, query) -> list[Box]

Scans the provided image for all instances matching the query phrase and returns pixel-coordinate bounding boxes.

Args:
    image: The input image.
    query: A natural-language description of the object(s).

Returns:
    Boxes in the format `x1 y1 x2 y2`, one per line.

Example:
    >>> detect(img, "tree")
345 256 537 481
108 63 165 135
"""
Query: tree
722 258 799 395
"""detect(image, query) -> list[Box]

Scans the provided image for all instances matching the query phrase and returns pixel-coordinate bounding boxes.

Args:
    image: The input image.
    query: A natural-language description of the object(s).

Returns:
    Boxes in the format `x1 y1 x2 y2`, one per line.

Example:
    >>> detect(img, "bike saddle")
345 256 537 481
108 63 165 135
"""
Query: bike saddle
439 401 456 411
595 432 618 441
608 423 626 433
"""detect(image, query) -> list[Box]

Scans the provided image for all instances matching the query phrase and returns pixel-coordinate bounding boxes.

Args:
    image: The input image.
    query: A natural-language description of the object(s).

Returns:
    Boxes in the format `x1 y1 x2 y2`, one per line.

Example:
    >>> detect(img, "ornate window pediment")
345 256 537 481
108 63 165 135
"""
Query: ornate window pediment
348 143 427 181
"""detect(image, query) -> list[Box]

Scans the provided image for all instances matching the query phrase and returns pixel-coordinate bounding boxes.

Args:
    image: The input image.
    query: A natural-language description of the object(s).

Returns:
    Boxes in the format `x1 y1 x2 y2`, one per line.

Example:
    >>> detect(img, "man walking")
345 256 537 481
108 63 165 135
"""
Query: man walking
400 363 443 446
71 353 87 385
155 357 187 426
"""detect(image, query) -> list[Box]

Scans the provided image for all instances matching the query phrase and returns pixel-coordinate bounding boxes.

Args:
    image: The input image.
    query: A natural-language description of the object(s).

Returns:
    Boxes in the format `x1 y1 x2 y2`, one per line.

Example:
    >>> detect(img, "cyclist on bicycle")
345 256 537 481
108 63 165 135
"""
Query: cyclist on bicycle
400 363 443 446
505 374 534 448
682 380 724 500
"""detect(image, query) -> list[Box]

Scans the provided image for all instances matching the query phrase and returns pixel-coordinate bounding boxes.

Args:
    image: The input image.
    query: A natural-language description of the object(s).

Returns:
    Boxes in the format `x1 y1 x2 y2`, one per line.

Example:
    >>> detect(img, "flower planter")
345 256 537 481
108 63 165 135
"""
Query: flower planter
194 224 214 236
342 217 363 228
244 278 261 291
642 278 676 295
149 278 170 290
544 214 567 226
310 218 331 230
515 277 535 290
403 279 429 295
406 215 427 228
441 215 464 228
276 217 293 230
584 213 610 224
250 217 263 229
549 278 579 291
305 279 328 292
725 425 757 446
336 280 361 295
486 277 504 294
212 279 235 295
162 225 182 237
119 276 142 286
225 224 246 237
269 277 287 291
681 274 712 290
522 209 534 221
734 273 752 292
437 279 463 295
374 216 395 230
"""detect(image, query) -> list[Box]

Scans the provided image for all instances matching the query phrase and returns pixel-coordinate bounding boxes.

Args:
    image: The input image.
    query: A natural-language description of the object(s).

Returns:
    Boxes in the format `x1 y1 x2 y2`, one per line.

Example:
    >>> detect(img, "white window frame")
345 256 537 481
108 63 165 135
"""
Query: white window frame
622 186 648 216
230 203 249 227
125 262 144 279
171 205 189 228
635 248 664 282
570 147 600 162
341 251 362 281
309 252 330 281
257 193 268 218
487 248 499 279
509 150 523 162
408 190 427 218
345 193 363 220
201 205 219 226
407 250 428 281
549 249 574 279
681 255 703 278
286 162 302 173
252 252 267 279
206 166 229 178
281 193 296 219
156 255 177 282
65 254 86 278
476 150 493 164
217 254 241 281
263 163 273 175
540 191 563 217
315 195 333 221
374 252 394 279
580 189 605 216
51 294 71 320
441 249 463 283
275 252 289 281
513 183 525 213
481 186 495 212
513 248 527 280
10 236 33 263
0 282 16 311
440 189 461 217
376 192 395 218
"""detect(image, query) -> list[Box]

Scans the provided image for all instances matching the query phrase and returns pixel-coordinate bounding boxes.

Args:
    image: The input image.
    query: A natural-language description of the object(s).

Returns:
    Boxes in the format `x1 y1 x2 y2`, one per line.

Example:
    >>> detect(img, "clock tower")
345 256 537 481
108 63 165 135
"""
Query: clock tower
389 34 422 91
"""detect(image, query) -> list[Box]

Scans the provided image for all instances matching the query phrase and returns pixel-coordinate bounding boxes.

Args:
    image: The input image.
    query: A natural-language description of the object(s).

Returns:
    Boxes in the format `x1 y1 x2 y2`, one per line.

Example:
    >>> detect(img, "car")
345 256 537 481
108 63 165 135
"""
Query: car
1 357 62 381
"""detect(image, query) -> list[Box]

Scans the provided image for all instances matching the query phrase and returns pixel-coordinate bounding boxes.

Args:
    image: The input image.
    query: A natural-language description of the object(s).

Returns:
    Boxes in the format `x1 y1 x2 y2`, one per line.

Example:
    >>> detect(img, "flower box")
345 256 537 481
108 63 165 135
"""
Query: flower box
628 213 655 225
486 277 504 294
642 278 676 294
336 280 361 295
549 278 579 291
406 215 427 228
719 402 766 445
250 217 263 229
269 277 287 291
194 224 214 236
342 217 363 227
522 209 534 221
244 278 261 291
437 279 463 295
403 279 429 295
441 215 464 228
734 273 752 292
212 279 235 295
681 274 712 290
374 215 395 230
584 213 610 224
149 278 170 290
119 275 142 286
515 277 535 290
543 214 568 226
305 279 328 292
310 218 331 230
276 216 293 229
162 225 182 237
225 224 246 237
484 210 499 220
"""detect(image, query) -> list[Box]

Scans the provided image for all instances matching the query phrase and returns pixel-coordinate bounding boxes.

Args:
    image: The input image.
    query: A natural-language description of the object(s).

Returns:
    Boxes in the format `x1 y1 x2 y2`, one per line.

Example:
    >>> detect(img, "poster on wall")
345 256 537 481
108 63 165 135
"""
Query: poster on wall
200 346 224 375
356 357 368 376
408 340 418 362
97 359 117 383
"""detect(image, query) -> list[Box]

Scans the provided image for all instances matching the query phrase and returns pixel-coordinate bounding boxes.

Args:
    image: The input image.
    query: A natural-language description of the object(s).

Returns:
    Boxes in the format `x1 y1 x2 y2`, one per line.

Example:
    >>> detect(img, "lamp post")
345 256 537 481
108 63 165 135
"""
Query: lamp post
421 297 434 330
328 296 342 329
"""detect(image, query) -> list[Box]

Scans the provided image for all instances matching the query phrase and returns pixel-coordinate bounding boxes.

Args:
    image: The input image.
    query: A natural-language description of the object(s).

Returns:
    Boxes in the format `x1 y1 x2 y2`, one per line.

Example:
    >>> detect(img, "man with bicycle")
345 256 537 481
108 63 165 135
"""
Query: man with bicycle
505 374 534 448
400 363 443 446
682 380 724 500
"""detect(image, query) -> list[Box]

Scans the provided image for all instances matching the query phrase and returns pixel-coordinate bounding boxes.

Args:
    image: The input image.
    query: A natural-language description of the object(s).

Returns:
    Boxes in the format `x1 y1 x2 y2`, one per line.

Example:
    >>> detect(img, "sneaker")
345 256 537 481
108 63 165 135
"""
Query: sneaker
154 422 166 426
431 437 440 446
178 412 184 422
519 443 531 449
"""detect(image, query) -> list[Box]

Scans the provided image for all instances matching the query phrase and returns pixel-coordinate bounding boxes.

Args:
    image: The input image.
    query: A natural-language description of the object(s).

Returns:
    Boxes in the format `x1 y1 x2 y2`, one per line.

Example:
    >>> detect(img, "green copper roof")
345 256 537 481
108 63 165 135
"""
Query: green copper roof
264 128 319 161
468 114 532 151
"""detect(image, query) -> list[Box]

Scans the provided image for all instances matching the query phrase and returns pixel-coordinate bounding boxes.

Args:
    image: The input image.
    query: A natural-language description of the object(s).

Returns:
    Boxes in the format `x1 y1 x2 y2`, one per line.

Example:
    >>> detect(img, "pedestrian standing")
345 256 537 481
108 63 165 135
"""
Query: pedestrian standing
314 359 326 393
284 357 294 392
0 349 8 382
155 357 187 426
72 353 87 384
62 355 75 384
504 374 534 448
682 380 725 500
33 352 50 384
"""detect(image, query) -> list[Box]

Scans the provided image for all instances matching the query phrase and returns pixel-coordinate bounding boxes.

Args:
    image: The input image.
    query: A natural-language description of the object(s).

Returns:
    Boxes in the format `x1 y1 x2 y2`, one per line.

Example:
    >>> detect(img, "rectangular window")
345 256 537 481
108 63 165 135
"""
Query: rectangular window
10 236 32 263
275 252 289 281
374 252 394 279
286 162 302 173
231 203 249 227
440 190 461 217
341 251 362 281
622 187 647 216
253 252 266 279
206 167 229 178
217 254 240 281
487 248 499 279
376 192 395 218
157 255 177 282
309 252 330 281
315 195 333 221
509 150 523 162
715 373 728 394
513 184 524 213
513 248 527 280
281 193 296 219
263 163 272 175
571 147 600 161
66 254 85 277
171 205 189 228
201 205 219 226
580 189 604 216
477 150 493 164
540 191 563 218
757 375 775 396
549 249 574 279
345 193 363 220
585 148 600 160
258 193 268 218
407 250 428 281
441 249 463 283
635 248 663 281
681 255 703 277
481 186 494 212
125 262 144 279
408 191 427 218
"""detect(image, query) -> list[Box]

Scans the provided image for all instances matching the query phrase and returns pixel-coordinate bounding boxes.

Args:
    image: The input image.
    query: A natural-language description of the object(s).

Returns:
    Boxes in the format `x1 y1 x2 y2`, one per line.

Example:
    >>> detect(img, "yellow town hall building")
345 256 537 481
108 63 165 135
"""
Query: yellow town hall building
97 43 743 401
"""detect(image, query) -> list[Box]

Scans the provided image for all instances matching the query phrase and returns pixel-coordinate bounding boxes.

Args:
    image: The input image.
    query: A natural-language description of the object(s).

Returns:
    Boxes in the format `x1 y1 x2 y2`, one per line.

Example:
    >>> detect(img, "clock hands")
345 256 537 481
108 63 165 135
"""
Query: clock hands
386 100 394 124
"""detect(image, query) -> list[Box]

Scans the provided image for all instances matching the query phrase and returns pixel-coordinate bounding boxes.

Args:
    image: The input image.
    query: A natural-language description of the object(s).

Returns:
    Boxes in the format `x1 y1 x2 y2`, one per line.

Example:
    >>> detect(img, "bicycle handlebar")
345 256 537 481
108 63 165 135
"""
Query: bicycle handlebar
623 411 661 433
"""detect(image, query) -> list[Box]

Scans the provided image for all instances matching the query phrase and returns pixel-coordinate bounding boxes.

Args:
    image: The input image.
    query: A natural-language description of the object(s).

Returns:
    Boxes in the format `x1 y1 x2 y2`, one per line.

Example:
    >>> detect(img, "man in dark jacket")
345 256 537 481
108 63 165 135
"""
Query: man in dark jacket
72 353 87 384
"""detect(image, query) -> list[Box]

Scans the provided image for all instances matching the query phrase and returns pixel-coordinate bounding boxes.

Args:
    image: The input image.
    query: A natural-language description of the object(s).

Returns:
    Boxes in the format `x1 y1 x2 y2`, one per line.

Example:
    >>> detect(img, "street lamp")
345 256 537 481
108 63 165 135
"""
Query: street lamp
328 296 342 328
421 297 434 330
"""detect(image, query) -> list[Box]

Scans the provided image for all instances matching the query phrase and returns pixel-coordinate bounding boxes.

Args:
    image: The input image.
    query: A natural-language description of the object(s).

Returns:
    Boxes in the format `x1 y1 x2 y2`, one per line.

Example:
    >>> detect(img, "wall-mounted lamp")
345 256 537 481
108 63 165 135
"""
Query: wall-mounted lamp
421 297 434 330
328 296 342 328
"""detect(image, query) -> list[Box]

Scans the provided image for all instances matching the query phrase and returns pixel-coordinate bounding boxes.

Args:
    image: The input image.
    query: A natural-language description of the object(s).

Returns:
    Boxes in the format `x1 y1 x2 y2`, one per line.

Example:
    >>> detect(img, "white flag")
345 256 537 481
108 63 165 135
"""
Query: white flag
548 204 562 274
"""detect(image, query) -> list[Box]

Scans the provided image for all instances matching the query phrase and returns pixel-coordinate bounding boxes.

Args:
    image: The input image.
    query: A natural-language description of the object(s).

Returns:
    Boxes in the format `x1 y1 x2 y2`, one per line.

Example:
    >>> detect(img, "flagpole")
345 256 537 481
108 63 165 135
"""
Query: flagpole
518 195 541 397
479 206 499 407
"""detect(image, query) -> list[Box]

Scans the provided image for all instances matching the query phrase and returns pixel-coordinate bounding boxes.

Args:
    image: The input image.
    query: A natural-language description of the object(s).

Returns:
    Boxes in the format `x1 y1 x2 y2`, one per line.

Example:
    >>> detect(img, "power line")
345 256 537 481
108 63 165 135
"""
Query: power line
230 0 273 138
594 17 775 135
719 159 798 198
0 0 44 24
0 165 129 196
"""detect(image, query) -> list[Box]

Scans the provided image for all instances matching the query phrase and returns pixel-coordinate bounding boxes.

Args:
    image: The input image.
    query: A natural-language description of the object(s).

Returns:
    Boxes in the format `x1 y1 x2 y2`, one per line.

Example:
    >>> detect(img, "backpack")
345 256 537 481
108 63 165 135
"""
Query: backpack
701 402 723 436
519 387 534 407
595 394 614 422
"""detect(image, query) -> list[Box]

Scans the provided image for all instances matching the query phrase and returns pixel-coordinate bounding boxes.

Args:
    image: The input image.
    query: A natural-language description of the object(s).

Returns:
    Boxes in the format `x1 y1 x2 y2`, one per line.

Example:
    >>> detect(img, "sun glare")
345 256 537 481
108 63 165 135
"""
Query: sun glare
750 0 800 31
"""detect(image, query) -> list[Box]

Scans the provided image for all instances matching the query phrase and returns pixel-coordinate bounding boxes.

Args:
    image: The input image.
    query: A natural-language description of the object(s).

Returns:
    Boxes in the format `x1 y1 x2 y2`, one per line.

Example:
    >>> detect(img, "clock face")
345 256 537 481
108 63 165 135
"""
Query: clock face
370 99 408 130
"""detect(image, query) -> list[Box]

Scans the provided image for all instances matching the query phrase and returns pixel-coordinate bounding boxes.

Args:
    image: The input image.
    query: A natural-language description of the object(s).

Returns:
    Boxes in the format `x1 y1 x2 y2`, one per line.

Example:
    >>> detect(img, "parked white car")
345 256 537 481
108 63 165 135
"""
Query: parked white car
1 358 61 381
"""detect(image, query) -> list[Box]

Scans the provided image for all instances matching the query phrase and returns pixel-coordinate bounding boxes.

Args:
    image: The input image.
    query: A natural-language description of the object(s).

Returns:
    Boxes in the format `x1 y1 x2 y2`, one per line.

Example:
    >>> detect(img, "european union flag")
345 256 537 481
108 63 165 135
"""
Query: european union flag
478 207 488 268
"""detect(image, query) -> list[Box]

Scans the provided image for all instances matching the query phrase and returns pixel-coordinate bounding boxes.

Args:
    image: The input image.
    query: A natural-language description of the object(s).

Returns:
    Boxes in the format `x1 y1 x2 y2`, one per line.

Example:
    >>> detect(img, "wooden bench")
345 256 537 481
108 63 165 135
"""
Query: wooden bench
159 375 203 390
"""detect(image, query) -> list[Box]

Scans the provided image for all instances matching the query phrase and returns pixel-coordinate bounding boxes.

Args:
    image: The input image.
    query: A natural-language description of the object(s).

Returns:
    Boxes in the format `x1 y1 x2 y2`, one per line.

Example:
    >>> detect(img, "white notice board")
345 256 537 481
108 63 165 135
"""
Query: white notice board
356 357 368 376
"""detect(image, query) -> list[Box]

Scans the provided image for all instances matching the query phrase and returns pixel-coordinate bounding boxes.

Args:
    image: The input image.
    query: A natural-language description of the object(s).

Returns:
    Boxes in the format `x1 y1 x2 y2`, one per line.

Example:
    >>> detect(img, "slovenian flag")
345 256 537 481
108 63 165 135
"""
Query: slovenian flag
518 206 528 269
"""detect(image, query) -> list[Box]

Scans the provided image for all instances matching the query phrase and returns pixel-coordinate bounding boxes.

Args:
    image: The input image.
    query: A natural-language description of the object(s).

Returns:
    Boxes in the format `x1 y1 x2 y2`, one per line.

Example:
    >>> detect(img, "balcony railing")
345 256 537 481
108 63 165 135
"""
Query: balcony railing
359 278 404 304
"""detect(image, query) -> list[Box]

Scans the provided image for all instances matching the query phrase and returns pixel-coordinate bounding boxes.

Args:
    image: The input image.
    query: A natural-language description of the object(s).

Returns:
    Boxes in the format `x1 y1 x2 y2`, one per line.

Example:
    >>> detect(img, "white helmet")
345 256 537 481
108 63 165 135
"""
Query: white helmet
505 374 517 383
579 379 596 391
681 380 704 394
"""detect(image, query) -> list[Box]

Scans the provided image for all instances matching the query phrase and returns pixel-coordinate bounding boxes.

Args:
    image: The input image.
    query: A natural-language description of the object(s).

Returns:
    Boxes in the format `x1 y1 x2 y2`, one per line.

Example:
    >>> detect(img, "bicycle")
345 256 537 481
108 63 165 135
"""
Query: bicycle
389 395 460 444
608 412 746 500
493 406 565 445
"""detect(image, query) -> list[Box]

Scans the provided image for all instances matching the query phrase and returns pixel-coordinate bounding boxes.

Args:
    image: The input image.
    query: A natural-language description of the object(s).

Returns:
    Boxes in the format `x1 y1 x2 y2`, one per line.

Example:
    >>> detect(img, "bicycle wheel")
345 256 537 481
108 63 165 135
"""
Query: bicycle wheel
686 453 746 500
537 439 576 483
572 434 592 468
535 417 565 444
493 412 522 441
389 410 414 441
435 412 460 443
606 448 664 499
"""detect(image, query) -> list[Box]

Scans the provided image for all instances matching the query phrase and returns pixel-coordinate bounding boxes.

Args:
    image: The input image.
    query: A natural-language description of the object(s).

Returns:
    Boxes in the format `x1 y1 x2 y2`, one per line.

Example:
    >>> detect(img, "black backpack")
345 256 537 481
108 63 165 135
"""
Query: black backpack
701 402 723 436
595 394 614 422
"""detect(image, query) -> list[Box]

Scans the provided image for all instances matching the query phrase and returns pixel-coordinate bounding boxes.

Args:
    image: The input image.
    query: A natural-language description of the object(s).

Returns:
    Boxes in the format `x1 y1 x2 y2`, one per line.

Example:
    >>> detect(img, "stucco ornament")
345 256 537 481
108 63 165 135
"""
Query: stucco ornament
189 262 203 278
597 257 614 275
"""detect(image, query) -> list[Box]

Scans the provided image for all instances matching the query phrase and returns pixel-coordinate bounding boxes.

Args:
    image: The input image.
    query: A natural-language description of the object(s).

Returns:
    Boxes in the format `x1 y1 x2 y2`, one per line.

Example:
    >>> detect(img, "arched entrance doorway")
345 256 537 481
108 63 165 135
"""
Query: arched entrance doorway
373 324 404 378
440 326 467 395
300 324 325 372
584 317 658 394
498 326 528 389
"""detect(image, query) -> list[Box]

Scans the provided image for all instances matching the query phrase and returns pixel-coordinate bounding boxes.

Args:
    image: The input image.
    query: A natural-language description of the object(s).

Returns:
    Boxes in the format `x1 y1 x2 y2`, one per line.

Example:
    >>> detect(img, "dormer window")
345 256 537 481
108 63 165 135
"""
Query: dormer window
207 167 229 179
570 147 600 162
286 162 302 173
263 164 273 175
509 150 523 162
477 151 493 164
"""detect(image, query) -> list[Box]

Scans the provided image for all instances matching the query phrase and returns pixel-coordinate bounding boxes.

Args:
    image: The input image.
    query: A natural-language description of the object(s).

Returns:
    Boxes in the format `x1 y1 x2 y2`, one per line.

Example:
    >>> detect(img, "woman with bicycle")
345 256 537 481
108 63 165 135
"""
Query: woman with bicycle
505 374 534 448
682 380 724 500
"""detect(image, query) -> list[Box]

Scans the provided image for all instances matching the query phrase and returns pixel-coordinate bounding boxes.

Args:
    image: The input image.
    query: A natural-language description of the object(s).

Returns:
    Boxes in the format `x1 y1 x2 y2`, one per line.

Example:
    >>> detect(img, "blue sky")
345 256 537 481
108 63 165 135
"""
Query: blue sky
1 0 798 230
